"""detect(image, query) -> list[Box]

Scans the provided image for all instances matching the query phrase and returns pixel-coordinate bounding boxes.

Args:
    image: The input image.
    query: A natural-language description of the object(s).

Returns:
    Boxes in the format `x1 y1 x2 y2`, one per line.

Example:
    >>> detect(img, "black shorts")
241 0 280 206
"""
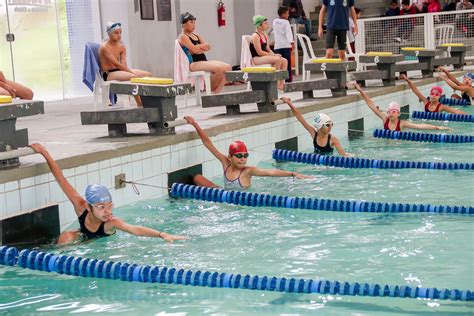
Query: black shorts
325 29 347 50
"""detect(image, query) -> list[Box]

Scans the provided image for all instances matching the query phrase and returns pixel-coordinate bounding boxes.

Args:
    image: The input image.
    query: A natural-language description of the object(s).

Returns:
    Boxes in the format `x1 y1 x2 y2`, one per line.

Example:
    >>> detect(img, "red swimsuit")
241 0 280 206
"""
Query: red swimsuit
384 119 401 131
424 101 441 113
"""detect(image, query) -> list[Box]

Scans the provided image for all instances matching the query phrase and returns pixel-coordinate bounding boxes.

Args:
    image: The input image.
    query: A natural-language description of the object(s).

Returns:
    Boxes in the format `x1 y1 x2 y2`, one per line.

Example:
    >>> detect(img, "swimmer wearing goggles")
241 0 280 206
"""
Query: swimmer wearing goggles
355 83 453 132
281 97 354 157
184 116 311 190
401 74 466 115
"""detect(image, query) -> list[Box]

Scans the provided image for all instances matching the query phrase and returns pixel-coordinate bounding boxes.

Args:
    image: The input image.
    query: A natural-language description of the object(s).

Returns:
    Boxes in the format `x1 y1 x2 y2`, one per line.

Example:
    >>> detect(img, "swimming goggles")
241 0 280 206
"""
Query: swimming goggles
233 153 249 159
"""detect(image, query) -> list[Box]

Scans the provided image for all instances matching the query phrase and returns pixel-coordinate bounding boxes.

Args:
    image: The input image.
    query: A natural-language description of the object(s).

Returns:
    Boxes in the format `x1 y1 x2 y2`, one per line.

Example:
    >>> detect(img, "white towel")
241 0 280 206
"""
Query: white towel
174 39 204 91
240 35 254 69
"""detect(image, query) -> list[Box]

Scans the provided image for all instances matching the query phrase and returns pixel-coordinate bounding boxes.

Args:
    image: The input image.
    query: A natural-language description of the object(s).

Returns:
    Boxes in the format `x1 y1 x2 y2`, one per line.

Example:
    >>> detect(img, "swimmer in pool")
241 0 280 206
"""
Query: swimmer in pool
354 83 453 132
436 67 473 105
31 143 186 244
400 74 466 115
281 97 353 157
184 116 311 190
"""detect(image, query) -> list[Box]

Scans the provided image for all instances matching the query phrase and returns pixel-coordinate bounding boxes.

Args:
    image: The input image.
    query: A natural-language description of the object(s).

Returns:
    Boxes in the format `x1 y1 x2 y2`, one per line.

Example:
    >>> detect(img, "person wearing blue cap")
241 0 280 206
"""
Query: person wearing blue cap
31 143 186 244
437 66 473 105
99 21 152 106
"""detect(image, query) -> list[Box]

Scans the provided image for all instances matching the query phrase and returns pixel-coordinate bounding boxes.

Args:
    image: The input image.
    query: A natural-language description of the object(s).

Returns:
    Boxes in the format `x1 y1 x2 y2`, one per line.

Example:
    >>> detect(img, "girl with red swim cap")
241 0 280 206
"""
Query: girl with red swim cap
184 116 310 189
354 83 452 132
401 74 466 115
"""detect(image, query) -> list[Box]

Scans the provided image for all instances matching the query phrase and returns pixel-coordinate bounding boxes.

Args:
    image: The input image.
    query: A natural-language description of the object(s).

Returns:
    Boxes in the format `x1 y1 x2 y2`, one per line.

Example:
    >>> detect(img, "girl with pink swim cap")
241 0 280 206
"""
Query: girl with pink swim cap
354 83 452 132
401 74 466 115
184 116 311 190
30 144 187 244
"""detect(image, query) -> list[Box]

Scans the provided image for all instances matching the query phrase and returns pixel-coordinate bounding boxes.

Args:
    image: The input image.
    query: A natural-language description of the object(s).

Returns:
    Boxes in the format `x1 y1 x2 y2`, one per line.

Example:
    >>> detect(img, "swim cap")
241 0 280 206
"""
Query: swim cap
253 15 267 27
313 113 332 130
228 141 248 156
180 12 196 24
463 72 474 80
105 21 121 35
85 184 112 205
430 86 443 95
387 101 401 112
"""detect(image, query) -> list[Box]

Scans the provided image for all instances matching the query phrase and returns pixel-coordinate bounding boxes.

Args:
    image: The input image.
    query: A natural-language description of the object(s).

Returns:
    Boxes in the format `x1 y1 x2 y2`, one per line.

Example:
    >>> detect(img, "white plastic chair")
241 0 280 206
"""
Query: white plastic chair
435 24 454 57
174 40 211 107
296 33 317 81
92 72 111 108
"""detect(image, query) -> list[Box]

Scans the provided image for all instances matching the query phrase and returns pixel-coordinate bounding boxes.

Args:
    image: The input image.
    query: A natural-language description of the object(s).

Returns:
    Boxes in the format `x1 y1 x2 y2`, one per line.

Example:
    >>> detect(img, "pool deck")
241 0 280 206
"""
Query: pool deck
0 70 468 184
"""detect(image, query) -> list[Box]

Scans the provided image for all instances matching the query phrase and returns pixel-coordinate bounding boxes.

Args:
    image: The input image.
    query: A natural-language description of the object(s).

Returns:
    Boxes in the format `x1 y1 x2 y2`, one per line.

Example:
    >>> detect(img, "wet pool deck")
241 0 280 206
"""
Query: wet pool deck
0 71 467 184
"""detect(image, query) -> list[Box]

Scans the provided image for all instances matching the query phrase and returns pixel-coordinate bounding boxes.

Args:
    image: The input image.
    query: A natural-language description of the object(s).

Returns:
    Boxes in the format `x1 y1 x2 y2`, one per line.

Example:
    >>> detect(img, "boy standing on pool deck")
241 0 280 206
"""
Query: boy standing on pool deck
31 143 186 244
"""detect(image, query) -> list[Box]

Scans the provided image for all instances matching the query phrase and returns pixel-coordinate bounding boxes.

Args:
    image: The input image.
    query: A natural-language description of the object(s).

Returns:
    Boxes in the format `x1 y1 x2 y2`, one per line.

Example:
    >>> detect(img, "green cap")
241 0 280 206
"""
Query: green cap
253 15 267 27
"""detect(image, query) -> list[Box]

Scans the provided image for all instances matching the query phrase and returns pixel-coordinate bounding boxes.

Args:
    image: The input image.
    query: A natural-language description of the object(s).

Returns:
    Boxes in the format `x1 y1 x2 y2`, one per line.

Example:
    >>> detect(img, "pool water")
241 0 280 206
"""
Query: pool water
1 113 473 315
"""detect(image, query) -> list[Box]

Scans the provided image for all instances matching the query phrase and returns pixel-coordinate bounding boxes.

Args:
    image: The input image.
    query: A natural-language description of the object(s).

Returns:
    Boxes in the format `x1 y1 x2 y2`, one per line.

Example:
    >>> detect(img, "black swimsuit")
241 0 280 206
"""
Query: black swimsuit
78 210 114 240
249 33 268 58
102 68 119 81
314 134 334 155
188 34 207 62
461 91 471 105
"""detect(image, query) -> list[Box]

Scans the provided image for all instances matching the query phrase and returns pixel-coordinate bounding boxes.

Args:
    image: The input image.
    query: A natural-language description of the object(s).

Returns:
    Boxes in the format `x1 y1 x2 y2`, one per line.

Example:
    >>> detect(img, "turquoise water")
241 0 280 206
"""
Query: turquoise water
1 115 473 315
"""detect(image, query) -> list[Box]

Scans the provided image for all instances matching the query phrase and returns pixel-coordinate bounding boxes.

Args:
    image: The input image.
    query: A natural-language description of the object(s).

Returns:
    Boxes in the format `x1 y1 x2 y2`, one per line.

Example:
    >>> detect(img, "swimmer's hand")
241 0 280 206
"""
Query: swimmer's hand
436 126 453 131
293 172 313 180
161 232 188 243
344 153 355 157
184 116 196 125
353 83 362 91
30 143 48 155
281 96 292 105
399 74 408 81
436 66 447 73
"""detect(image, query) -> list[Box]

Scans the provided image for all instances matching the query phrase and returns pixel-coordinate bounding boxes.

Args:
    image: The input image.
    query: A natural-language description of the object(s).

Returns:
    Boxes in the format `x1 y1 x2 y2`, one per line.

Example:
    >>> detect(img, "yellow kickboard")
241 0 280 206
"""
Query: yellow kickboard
242 67 276 73
0 95 13 104
366 52 393 56
401 47 426 51
441 43 464 47
311 58 342 63
130 77 174 84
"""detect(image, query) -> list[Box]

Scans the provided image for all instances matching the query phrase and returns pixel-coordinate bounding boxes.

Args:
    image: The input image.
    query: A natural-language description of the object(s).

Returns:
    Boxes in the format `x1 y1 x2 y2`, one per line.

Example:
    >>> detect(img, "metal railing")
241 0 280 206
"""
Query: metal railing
355 10 474 59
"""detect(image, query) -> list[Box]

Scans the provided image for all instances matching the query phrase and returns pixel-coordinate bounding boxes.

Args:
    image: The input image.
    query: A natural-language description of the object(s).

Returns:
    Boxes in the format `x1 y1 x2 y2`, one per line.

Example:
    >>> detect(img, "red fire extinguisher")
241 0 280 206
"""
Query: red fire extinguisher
217 1 226 27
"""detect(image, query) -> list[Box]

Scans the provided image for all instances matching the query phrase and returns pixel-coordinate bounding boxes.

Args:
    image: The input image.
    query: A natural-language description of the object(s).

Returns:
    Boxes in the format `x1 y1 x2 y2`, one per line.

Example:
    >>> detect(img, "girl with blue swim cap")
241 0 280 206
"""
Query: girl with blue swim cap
437 66 473 105
31 143 186 244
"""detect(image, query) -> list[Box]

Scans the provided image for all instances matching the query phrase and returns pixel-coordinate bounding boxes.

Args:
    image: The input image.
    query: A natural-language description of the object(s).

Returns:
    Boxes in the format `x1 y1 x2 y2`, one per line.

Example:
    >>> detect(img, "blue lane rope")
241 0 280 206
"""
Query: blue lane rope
373 129 474 143
439 97 468 106
412 111 474 123
272 149 473 170
170 183 473 215
0 246 471 301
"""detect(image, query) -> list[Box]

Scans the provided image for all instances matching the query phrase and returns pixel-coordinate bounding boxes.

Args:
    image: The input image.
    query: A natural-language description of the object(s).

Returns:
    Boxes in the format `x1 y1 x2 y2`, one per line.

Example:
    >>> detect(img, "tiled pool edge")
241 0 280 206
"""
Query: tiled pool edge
0 77 456 231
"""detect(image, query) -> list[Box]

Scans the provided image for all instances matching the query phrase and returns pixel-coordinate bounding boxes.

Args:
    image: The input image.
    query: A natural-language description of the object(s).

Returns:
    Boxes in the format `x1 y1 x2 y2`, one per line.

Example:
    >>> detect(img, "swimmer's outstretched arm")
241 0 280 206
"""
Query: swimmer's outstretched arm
437 67 462 86
248 166 311 179
30 143 86 216
401 121 452 131
107 217 187 242
400 75 428 103
438 103 467 115
354 83 387 122
281 97 316 139
332 137 354 157
184 116 228 166
438 74 474 100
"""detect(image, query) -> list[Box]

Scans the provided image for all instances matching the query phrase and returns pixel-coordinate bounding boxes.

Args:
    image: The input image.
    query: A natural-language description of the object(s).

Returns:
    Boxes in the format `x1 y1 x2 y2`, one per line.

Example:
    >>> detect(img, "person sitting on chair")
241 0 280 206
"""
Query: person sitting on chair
0 71 33 100
178 12 232 94
99 21 152 106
